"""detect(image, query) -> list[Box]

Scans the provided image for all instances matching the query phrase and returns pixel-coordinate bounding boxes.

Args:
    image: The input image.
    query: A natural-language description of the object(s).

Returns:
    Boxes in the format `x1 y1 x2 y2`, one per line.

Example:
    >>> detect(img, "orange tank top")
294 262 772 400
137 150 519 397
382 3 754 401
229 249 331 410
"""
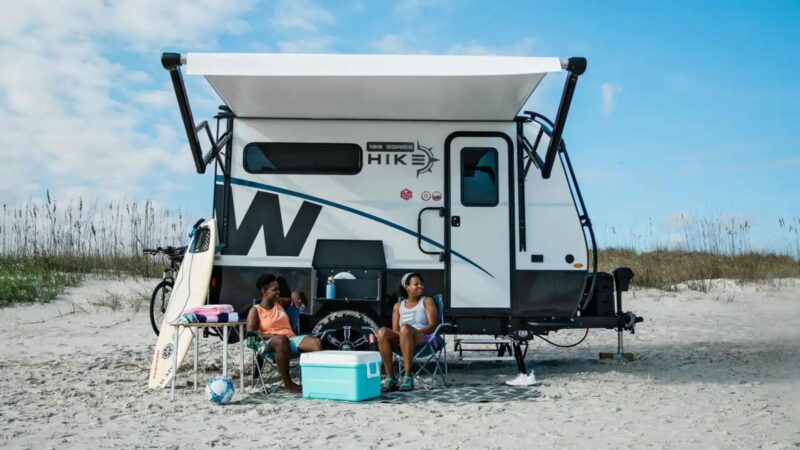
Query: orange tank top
254 304 295 338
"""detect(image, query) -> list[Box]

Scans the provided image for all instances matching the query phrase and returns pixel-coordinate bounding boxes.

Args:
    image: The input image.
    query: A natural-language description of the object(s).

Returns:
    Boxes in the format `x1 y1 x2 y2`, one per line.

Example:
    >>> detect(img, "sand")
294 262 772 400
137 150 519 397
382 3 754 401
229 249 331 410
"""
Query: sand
1 276 799 449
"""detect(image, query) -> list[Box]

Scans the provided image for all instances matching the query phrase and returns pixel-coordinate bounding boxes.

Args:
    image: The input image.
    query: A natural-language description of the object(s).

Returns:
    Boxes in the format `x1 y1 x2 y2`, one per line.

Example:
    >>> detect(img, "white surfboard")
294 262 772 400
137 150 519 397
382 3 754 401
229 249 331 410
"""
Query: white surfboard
148 218 218 389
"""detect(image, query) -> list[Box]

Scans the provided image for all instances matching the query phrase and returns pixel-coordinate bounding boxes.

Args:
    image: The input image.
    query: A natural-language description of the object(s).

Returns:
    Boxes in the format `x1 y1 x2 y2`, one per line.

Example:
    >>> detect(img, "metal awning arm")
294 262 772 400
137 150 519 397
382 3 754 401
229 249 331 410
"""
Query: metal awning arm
541 57 586 179
520 131 545 177
162 52 228 175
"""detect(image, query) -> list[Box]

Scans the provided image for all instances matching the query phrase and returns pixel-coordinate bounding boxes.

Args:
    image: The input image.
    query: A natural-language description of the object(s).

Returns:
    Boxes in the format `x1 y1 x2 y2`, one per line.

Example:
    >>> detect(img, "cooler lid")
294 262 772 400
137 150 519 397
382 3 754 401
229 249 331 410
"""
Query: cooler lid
300 350 381 366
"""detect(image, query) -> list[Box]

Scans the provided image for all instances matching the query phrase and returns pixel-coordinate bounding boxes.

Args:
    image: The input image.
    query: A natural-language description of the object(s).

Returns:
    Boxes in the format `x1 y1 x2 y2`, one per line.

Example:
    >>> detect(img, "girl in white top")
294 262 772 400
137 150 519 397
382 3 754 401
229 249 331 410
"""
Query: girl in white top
376 272 439 392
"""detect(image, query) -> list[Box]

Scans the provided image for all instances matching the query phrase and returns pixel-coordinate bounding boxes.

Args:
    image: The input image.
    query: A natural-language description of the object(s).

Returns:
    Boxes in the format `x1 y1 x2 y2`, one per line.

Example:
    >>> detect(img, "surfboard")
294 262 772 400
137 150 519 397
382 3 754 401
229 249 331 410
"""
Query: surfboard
148 218 218 389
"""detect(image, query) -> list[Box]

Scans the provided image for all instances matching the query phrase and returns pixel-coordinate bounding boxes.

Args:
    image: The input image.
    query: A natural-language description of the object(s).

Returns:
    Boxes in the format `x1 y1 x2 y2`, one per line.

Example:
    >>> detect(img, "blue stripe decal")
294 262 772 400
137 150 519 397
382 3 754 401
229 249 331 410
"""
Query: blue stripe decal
220 175 494 278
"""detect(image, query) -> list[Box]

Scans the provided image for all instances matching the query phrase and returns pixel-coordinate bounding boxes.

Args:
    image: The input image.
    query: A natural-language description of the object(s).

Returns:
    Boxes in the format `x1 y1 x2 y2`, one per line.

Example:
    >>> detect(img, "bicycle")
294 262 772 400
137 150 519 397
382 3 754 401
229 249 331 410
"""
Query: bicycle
143 245 187 336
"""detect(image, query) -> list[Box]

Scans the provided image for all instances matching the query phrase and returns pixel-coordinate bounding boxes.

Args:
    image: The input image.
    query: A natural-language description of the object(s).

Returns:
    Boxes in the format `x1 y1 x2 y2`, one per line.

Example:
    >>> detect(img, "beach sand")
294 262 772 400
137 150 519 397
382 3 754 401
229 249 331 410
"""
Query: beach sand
1 277 798 449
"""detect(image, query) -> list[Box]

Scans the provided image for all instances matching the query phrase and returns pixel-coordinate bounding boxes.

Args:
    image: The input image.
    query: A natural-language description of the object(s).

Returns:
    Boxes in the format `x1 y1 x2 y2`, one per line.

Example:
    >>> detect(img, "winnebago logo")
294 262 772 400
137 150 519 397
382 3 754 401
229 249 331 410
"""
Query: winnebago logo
366 141 439 177
214 184 321 256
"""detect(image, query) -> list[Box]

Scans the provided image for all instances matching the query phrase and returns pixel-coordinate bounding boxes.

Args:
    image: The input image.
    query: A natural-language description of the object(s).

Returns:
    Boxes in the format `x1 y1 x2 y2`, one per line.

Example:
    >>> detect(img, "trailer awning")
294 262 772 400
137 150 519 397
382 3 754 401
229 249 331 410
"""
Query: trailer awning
185 53 564 121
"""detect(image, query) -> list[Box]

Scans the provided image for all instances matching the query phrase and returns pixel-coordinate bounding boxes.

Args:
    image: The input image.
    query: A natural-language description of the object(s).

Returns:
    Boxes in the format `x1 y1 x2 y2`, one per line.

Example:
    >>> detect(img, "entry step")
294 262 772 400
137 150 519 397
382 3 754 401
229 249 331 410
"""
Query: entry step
458 355 516 361
453 337 517 361
456 338 513 345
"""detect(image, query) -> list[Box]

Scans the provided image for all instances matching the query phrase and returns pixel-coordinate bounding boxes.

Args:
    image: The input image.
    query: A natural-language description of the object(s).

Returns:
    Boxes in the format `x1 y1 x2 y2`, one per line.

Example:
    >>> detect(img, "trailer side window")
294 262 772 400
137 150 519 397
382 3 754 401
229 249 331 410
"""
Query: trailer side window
244 143 362 175
461 147 498 207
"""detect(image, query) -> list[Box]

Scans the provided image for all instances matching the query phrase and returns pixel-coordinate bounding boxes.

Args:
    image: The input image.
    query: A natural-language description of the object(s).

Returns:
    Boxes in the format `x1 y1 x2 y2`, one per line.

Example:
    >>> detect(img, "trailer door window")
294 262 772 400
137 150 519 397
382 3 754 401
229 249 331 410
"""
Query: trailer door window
461 147 499 207
244 143 362 175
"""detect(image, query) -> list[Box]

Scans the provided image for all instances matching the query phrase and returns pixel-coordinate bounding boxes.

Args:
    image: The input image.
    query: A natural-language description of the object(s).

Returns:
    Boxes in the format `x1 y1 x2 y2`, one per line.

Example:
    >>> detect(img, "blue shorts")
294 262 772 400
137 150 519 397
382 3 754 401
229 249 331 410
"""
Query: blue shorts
257 334 310 358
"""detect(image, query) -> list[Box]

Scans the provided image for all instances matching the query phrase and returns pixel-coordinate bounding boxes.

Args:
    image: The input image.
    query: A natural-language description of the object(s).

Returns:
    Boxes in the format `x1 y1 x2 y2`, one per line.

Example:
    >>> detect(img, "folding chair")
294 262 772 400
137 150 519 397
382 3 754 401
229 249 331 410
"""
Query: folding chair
246 303 304 394
395 294 452 389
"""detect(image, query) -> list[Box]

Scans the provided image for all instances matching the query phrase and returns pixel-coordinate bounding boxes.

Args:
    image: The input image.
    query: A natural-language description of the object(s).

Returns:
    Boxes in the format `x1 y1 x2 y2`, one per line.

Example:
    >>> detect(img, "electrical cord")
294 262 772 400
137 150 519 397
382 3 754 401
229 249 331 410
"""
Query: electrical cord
534 328 589 348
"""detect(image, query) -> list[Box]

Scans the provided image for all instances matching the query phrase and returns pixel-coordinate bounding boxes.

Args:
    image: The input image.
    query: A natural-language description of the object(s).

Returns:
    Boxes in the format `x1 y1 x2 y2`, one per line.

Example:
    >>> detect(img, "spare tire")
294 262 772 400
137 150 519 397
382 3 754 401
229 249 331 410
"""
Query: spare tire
312 310 379 351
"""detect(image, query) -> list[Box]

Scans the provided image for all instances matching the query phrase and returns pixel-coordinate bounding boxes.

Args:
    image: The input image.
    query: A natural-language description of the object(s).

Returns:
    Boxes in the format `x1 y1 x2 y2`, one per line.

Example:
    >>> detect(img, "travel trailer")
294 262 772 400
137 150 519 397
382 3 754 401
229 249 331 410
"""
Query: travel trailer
161 52 643 364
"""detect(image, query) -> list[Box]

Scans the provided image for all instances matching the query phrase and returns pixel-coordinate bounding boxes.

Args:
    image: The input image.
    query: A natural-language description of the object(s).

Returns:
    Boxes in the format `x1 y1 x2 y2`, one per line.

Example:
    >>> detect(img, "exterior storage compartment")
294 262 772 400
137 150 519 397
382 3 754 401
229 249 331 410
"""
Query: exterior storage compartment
582 272 616 316
299 351 382 401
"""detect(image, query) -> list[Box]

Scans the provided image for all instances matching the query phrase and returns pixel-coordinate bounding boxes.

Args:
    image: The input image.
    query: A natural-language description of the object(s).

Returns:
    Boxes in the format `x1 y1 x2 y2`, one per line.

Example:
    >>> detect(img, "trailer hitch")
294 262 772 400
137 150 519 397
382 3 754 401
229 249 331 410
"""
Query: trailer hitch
620 311 644 334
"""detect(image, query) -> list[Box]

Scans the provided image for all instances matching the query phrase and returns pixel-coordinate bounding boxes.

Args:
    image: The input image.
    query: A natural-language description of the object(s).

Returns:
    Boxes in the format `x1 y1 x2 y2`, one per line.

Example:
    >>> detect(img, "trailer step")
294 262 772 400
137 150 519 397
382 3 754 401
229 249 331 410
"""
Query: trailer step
456 338 513 345
453 337 517 362
459 355 516 362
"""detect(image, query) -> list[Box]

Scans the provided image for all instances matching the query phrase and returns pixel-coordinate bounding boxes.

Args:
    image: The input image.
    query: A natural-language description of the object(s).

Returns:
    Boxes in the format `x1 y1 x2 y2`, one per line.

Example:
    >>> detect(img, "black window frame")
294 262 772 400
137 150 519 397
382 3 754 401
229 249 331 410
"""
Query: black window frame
243 142 363 175
460 147 499 207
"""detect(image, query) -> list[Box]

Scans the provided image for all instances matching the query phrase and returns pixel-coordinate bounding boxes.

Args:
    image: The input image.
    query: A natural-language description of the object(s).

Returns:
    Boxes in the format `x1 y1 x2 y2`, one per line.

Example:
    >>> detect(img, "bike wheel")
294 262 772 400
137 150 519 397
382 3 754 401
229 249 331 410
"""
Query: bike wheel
149 280 173 336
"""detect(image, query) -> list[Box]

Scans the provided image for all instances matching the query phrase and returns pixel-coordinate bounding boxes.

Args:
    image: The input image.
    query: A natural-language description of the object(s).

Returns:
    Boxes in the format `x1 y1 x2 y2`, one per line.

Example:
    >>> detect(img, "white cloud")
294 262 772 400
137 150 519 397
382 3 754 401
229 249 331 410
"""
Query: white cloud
448 37 537 56
393 0 450 16
132 83 175 109
269 0 336 54
0 0 253 203
271 0 334 33
601 83 622 115
277 35 336 53
372 35 428 54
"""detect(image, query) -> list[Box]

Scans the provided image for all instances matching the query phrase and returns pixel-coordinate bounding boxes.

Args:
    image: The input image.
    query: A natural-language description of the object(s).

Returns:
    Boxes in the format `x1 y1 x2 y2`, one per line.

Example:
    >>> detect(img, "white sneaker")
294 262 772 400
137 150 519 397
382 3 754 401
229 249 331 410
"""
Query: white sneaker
504 371 538 387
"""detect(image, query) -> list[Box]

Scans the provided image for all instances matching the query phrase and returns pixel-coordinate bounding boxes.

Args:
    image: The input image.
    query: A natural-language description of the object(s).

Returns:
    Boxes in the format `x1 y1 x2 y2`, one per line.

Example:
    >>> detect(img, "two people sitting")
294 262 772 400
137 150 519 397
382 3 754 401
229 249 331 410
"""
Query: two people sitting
247 271 440 394
246 273 321 394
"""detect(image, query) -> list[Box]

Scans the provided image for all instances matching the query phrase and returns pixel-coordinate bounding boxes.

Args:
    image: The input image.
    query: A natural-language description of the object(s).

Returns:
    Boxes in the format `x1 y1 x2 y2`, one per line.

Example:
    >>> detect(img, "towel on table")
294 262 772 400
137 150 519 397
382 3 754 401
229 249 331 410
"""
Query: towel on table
183 304 235 316
178 312 239 323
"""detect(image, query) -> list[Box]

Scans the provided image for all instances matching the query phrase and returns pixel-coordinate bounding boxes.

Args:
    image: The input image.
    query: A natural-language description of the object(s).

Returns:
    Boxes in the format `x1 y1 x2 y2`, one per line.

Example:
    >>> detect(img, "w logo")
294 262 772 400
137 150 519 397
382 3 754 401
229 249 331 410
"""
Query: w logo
214 185 321 256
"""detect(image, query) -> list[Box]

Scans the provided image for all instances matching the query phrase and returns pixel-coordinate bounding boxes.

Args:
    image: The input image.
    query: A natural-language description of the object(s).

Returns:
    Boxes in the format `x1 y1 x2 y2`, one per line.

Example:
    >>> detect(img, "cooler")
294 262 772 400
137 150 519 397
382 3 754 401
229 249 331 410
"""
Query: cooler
299 351 382 401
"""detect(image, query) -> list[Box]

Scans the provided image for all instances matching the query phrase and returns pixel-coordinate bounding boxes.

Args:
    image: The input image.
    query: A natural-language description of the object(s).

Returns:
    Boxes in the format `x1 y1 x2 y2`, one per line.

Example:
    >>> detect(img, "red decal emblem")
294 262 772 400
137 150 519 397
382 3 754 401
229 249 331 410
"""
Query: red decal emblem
400 189 413 201
432 191 442 201
421 191 432 201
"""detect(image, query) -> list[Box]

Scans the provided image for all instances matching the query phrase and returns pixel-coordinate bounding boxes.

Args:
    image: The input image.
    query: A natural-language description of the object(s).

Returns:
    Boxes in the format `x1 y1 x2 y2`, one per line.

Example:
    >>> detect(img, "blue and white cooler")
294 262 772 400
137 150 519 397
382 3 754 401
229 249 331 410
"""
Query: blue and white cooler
299 351 382 401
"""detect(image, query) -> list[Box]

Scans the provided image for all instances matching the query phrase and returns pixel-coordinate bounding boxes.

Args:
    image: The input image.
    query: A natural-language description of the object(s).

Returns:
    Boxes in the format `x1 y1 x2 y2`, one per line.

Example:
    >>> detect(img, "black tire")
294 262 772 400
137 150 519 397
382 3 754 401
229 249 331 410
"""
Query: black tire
312 310 379 351
149 280 173 336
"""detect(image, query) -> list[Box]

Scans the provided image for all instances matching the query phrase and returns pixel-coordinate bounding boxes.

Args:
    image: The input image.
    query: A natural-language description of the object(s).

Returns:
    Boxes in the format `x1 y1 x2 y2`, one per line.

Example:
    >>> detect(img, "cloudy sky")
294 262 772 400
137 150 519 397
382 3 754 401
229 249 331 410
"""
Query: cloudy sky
1 0 798 251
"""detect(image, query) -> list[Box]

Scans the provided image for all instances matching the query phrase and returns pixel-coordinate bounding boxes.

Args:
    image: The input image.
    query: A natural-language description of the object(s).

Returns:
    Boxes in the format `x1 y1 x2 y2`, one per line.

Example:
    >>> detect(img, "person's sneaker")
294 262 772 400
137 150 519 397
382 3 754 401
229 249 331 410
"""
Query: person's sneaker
380 376 398 393
504 371 538 386
398 374 414 392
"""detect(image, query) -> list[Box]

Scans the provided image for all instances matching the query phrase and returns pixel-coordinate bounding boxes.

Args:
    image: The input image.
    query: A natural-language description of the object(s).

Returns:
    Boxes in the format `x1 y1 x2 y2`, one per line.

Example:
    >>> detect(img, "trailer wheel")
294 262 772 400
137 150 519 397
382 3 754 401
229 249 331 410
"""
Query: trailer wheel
312 310 379 351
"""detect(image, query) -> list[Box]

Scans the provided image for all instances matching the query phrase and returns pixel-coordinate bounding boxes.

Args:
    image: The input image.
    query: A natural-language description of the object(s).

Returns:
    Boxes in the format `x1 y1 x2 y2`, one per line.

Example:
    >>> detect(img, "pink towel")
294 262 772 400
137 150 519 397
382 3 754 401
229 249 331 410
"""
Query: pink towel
183 304 235 315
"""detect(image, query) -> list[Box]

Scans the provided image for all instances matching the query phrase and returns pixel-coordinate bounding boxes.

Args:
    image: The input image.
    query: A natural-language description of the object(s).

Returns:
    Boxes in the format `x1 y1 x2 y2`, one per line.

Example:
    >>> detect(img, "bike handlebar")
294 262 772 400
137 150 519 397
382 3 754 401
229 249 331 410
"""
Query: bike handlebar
142 246 187 259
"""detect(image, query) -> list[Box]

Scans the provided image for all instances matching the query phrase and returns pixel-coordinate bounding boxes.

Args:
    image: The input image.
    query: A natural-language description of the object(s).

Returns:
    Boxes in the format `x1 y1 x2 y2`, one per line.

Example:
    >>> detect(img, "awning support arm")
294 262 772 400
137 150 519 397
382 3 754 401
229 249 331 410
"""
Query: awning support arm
541 57 586 179
162 52 229 174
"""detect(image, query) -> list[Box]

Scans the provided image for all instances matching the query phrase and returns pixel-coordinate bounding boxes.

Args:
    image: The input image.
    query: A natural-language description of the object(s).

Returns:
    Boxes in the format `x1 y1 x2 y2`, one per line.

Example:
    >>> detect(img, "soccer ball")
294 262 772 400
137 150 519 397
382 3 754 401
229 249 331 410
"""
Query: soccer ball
206 376 234 404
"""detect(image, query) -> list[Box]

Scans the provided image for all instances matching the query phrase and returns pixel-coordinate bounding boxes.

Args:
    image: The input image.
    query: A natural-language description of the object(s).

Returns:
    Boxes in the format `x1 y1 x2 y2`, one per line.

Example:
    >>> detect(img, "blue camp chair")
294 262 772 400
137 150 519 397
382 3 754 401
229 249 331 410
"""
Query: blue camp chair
395 294 452 389
246 303 316 394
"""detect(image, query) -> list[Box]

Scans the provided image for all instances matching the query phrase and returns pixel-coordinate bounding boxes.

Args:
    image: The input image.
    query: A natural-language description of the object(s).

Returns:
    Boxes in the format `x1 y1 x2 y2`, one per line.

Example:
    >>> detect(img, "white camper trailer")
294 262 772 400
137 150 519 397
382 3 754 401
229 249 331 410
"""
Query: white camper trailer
161 52 643 363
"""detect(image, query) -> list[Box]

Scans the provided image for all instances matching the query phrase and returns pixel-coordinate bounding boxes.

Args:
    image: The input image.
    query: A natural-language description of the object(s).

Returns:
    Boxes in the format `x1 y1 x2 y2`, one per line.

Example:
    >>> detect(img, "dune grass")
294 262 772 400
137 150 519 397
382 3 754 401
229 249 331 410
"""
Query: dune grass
1 194 798 304
598 248 800 292
0 195 186 305
596 214 800 291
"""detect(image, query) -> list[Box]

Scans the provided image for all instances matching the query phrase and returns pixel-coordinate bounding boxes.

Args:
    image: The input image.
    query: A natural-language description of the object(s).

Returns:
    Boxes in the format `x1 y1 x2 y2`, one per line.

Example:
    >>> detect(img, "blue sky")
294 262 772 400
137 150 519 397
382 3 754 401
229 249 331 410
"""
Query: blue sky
1 0 798 253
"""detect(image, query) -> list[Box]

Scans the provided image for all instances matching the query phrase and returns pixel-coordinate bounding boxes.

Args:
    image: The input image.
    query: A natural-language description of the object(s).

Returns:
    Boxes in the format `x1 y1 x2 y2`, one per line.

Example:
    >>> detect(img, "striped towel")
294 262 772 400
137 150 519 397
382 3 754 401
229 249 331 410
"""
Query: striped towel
178 312 240 323
183 304 235 316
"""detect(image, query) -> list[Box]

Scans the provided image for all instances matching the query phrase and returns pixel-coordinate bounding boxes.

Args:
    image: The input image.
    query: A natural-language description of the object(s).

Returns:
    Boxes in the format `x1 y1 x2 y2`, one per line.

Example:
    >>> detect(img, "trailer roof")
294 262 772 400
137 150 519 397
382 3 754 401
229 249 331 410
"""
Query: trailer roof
185 53 564 121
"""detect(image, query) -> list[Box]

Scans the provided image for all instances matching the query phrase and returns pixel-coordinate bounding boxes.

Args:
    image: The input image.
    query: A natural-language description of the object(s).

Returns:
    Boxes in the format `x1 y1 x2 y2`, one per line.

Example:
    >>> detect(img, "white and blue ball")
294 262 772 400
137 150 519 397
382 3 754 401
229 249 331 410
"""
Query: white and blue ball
205 376 234 404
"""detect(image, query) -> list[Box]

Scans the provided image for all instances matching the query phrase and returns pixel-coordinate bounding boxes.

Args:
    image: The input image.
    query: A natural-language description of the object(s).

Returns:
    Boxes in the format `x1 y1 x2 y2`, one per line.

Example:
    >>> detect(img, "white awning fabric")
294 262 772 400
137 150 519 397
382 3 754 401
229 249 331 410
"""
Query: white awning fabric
185 53 564 121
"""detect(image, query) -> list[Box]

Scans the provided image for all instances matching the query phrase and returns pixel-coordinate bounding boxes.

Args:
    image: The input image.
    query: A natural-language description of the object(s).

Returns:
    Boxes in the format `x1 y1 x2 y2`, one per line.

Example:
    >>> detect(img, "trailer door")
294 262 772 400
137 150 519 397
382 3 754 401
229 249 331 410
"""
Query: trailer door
446 133 514 309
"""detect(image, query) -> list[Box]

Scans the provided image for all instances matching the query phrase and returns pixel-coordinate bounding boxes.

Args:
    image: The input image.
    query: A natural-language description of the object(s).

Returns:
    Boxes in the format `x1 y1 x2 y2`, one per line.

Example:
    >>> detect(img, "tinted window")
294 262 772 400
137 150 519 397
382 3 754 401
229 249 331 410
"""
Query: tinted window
461 147 498 207
244 143 362 175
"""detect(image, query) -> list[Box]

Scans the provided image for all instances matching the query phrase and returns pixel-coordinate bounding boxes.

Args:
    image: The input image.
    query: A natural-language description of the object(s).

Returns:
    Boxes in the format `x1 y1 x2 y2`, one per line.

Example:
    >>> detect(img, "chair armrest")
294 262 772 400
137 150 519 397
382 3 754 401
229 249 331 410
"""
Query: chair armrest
245 331 262 349
432 322 453 336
